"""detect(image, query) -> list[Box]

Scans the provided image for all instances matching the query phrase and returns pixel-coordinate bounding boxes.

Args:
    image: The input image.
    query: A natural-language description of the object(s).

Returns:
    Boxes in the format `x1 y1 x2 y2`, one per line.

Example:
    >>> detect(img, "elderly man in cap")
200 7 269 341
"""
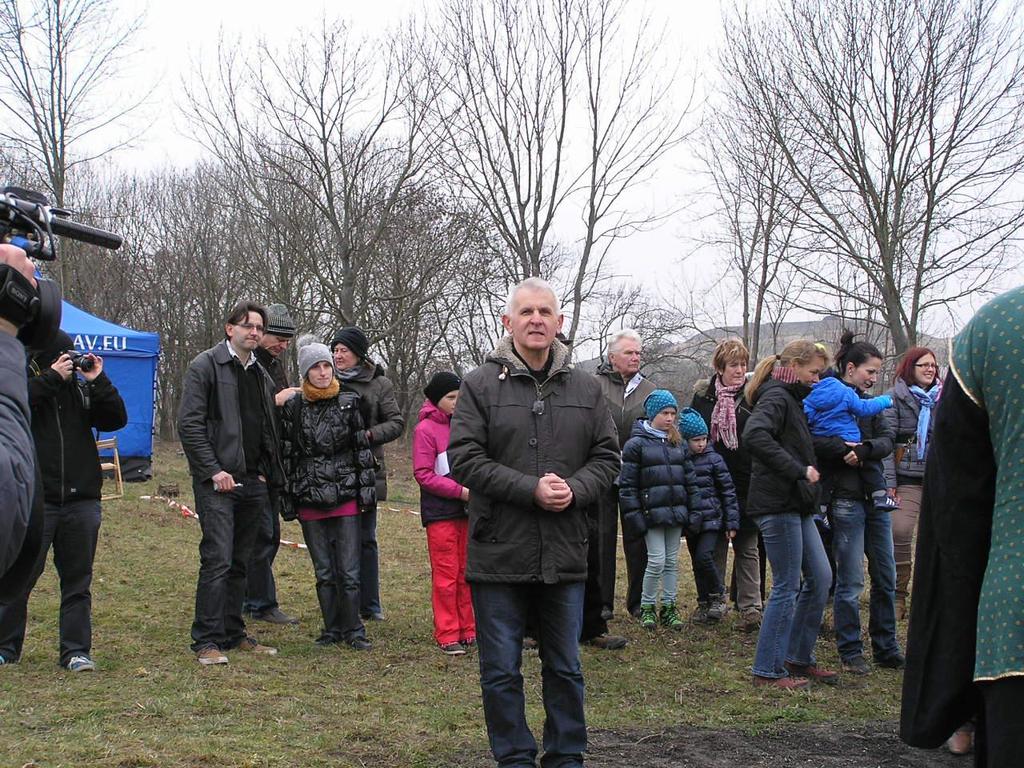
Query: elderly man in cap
244 303 302 625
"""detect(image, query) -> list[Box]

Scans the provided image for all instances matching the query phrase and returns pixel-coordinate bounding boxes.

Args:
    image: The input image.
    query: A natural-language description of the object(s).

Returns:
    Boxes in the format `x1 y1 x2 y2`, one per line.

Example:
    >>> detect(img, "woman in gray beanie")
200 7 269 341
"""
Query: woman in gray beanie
280 337 377 650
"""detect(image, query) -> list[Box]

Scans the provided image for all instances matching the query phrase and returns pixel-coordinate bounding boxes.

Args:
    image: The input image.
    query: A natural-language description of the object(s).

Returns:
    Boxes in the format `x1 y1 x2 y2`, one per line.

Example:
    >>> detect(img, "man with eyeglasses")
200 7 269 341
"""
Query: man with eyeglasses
178 302 285 665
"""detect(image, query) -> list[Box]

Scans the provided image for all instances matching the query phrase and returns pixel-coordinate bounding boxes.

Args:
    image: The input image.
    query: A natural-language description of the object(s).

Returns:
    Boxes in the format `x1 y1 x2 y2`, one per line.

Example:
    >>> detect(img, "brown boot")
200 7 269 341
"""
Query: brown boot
895 563 912 620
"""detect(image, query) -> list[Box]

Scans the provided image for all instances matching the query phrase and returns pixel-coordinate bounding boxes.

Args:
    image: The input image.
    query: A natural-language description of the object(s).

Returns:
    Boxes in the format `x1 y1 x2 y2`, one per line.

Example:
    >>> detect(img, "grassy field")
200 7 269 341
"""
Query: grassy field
0 442 910 767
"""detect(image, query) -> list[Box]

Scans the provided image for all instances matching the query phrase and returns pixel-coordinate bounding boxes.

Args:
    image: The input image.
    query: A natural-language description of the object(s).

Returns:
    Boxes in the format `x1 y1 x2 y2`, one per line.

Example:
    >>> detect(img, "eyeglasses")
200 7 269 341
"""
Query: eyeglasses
914 362 938 369
235 322 265 333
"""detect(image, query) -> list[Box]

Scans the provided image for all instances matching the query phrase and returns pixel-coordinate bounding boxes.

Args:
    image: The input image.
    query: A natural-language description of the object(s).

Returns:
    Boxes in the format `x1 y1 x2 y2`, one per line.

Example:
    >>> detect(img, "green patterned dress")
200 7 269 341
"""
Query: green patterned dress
951 285 1024 682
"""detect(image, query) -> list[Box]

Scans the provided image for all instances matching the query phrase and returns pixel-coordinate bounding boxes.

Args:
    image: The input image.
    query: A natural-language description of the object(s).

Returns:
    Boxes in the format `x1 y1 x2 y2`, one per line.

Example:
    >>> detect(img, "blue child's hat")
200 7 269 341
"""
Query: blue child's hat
678 407 709 439
644 389 678 420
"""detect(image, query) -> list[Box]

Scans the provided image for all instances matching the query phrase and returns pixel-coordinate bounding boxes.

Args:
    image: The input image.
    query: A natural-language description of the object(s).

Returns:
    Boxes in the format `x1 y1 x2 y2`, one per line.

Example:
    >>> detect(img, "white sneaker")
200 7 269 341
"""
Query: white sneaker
65 655 96 672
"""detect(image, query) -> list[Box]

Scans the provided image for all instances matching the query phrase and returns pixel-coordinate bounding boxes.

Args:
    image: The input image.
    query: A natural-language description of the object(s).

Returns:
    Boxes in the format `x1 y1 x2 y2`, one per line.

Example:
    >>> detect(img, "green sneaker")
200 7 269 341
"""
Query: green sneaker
639 605 658 630
659 603 684 631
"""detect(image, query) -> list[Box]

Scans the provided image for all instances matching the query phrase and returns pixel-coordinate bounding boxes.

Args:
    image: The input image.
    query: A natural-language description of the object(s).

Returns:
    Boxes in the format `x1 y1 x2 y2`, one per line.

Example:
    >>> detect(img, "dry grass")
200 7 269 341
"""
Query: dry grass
0 442 908 767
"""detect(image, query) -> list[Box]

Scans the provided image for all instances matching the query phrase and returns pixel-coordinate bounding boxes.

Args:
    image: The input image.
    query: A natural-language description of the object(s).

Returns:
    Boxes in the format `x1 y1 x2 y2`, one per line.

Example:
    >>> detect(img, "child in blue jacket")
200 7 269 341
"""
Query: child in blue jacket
678 408 740 624
803 375 897 511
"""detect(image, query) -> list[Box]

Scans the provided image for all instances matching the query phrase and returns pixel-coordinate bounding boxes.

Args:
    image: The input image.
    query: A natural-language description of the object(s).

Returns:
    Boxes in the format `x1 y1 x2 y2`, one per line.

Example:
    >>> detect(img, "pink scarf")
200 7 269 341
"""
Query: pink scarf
772 363 799 385
710 376 742 451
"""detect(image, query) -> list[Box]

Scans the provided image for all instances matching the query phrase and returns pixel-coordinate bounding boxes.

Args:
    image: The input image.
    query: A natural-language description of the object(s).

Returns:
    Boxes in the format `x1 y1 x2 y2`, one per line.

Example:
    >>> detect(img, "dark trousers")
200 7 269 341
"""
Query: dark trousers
243 490 281 614
976 676 1024 768
597 490 618 612
686 530 724 603
190 477 267 652
301 514 365 643
619 488 648 616
0 499 101 665
471 581 586 768
359 505 382 617
580 514 608 642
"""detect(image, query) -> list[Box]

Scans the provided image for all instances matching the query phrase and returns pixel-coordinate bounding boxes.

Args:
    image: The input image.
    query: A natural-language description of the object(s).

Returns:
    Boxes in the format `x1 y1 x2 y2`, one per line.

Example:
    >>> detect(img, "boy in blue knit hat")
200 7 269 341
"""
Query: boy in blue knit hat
678 408 740 624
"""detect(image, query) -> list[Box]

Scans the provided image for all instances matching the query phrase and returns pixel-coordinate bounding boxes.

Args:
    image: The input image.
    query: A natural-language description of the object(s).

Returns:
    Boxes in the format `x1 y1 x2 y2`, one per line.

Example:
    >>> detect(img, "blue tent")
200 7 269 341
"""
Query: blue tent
60 300 160 479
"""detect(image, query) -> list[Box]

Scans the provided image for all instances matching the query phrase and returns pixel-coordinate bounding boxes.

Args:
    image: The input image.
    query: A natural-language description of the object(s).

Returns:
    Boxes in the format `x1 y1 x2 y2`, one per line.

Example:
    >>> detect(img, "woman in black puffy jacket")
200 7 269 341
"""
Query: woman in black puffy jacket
619 390 704 631
280 339 376 651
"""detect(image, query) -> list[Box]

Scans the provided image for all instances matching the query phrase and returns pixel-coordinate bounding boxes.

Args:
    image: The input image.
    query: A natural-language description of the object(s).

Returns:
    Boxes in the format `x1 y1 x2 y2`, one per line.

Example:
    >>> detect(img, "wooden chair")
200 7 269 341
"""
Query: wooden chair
96 437 124 500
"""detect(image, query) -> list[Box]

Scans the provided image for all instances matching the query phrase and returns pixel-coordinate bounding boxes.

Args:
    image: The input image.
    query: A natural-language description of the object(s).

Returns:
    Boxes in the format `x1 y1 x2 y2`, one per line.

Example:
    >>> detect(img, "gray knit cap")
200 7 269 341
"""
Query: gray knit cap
296 335 334 380
265 303 297 338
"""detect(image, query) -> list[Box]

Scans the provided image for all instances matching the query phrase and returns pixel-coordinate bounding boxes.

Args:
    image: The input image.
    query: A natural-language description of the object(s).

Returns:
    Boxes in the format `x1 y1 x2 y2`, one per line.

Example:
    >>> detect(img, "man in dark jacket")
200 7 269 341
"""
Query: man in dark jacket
330 326 405 621
449 277 620 768
595 329 656 619
244 303 301 625
0 330 127 671
179 302 284 665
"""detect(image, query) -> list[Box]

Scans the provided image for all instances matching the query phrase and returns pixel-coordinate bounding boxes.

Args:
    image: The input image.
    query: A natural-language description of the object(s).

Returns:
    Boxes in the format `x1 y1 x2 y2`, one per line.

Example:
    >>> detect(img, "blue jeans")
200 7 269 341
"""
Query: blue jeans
641 525 682 606
243 489 281 614
471 581 586 768
302 515 364 643
830 498 901 662
752 513 831 679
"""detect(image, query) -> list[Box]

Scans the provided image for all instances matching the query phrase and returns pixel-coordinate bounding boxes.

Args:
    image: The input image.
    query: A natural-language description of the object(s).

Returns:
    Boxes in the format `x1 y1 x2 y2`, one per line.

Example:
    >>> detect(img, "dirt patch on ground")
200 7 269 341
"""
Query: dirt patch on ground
451 721 964 767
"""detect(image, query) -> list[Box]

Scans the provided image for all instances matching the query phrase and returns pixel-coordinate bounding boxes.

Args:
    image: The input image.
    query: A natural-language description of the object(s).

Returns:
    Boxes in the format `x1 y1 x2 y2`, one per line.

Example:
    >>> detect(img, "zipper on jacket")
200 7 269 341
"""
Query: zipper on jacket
57 401 65 504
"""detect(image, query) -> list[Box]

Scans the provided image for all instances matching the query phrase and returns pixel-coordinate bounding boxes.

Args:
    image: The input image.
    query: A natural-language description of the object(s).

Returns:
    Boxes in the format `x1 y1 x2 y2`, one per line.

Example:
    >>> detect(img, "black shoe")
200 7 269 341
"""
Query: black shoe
600 606 614 621
583 634 628 650
315 634 340 647
360 612 386 622
875 651 906 670
250 607 299 625
842 655 871 675
347 637 372 651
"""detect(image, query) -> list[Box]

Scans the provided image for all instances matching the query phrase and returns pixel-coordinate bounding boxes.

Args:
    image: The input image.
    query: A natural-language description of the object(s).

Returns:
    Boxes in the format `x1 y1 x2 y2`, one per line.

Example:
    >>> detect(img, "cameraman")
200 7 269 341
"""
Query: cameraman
0 243 38 591
0 329 126 671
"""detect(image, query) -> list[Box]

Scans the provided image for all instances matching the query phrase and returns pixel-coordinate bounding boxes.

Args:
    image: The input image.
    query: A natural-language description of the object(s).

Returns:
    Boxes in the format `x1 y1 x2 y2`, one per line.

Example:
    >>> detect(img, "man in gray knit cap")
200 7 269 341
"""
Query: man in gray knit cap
245 303 302 625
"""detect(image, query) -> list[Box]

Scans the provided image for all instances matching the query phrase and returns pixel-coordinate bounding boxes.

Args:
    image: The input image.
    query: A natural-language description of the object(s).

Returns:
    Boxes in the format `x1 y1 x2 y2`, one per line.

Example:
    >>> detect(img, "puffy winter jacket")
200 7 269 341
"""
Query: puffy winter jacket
803 375 893 441
690 447 740 533
279 390 376 514
338 359 405 501
882 378 940 486
743 377 819 517
448 336 620 584
619 420 706 539
412 399 466 526
691 376 754 506
811 375 895 502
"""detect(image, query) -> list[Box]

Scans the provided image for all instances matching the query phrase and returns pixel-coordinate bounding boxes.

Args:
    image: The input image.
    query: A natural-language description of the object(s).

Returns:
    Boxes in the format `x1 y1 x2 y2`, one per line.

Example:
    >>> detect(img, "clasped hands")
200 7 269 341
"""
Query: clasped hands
534 472 574 512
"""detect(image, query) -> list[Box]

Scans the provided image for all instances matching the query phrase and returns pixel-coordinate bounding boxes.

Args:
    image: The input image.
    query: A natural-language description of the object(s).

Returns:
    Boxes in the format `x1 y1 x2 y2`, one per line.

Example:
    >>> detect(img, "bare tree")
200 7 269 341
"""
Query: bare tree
0 0 144 207
719 0 1024 353
186 20 441 337
434 0 690 341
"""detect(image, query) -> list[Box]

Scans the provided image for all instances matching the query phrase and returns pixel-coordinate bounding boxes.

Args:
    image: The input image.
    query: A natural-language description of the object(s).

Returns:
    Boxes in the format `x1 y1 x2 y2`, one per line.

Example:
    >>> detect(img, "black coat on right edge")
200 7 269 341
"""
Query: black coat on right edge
742 377 818 517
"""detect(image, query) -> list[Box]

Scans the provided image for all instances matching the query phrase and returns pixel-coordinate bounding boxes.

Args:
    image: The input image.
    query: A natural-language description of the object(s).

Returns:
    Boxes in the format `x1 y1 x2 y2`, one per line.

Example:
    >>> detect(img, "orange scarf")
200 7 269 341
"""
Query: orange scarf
302 378 340 401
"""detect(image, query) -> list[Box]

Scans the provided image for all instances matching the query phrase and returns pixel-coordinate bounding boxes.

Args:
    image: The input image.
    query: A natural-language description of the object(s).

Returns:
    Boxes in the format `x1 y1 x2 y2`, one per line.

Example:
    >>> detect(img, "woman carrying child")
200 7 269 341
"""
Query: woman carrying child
619 390 704 631
412 372 475 656
810 332 904 676
677 408 740 624
743 341 835 689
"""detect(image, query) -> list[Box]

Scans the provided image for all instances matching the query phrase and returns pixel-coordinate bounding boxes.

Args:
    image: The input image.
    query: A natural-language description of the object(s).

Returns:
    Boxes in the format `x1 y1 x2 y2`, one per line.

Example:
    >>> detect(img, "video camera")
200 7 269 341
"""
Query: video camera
0 186 122 349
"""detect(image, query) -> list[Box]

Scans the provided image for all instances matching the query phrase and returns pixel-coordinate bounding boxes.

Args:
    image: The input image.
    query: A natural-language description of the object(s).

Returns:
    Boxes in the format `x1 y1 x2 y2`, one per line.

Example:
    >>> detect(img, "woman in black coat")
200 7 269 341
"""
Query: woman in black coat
742 340 834 690
281 340 376 650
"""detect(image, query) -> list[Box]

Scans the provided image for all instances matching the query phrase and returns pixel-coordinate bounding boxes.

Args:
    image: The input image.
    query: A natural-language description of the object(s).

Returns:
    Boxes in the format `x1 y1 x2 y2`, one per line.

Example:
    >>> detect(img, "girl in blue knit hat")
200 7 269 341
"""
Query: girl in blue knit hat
619 390 702 630
678 408 740 624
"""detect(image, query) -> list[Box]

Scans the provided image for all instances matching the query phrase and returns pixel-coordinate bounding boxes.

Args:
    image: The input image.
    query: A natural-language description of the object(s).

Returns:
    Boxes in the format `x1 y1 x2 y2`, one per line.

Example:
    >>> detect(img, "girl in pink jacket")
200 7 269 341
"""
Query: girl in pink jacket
412 372 475 655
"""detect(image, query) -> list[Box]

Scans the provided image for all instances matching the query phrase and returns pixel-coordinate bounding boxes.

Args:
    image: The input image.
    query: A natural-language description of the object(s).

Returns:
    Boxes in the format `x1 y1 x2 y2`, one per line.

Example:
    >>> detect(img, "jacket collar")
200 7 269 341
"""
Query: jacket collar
488 335 572 382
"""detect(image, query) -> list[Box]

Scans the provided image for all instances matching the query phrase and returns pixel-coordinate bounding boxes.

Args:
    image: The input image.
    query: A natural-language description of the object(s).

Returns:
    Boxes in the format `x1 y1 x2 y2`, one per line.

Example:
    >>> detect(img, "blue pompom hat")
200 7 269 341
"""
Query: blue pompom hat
678 407 709 439
644 389 679 420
